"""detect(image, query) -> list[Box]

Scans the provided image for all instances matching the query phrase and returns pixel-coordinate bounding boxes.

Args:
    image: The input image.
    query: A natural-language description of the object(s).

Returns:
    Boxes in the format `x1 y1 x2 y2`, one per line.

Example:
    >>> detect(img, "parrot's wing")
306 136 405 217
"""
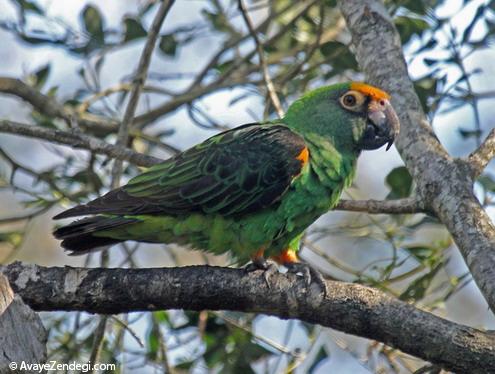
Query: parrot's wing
54 124 308 219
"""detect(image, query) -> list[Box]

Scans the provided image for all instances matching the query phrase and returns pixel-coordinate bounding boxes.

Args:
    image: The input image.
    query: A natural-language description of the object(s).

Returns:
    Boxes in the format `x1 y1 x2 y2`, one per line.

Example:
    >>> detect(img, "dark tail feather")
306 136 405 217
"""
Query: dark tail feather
53 205 96 220
53 216 137 255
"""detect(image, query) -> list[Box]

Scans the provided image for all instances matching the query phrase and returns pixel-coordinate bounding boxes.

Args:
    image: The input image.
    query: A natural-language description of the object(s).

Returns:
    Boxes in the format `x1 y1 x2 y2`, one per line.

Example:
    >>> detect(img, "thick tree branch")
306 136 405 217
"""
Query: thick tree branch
2 262 494 373
0 120 161 167
111 0 175 183
339 0 495 312
0 274 46 370
468 128 495 178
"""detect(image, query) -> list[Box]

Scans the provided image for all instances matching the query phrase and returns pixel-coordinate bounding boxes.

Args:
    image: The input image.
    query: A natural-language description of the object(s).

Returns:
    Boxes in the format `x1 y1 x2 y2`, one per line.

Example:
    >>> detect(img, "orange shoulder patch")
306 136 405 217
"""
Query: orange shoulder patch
296 147 309 166
350 82 390 100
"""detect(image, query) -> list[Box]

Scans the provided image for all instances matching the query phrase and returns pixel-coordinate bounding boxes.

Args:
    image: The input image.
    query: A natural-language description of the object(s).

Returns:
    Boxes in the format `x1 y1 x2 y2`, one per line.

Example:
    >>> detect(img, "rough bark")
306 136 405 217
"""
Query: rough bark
2 262 495 373
338 0 495 312
0 273 47 373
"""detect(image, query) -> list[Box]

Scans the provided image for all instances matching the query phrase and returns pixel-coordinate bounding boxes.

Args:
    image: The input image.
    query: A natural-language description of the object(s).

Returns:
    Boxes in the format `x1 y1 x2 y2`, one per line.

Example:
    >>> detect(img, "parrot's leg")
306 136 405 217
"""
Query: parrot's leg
245 248 278 287
272 249 327 296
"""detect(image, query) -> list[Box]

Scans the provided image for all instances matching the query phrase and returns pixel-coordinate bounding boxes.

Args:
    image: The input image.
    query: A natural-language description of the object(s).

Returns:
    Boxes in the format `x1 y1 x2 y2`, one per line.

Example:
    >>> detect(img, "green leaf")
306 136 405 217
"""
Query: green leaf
308 347 329 373
320 41 343 57
14 0 43 15
153 311 170 325
0 231 23 247
159 34 177 57
386 166 413 199
401 0 428 14
478 174 495 192
214 59 234 74
403 245 435 262
146 324 160 361
462 5 485 43
31 111 56 128
18 34 64 46
202 9 231 33
175 360 195 370
458 128 482 139
423 57 438 66
395 16 430 44
399 262 444 301
31 64 51 89
123 17 147 42
414 76 438 112
319 41 357 72
82 5 104 42
70 169 103 191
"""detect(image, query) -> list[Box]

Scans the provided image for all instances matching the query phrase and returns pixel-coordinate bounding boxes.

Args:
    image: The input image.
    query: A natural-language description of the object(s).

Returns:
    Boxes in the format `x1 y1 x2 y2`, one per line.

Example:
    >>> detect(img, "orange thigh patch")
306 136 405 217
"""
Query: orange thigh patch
271 249 299 264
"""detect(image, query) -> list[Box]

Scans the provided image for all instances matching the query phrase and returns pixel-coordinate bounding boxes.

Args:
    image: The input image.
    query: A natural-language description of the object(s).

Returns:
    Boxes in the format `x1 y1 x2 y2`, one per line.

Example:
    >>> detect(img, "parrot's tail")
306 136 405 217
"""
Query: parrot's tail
53 216 137 255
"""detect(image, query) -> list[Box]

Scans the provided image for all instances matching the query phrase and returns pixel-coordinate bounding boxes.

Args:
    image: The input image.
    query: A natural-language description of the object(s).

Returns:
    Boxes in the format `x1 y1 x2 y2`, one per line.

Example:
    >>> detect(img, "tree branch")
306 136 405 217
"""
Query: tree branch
338 0 495 312
0 77 117 134
2 262 494 373
238 0 284 118
468 128 495 178
0 273 46 370
334 197 427 214
111 0 175 184
0 3 316 133
0 120 161 167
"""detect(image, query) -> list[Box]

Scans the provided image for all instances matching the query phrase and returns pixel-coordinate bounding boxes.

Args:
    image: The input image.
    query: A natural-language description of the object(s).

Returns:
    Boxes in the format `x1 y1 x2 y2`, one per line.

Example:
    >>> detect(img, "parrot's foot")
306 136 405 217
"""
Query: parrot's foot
284 262 327 296
245 256 278 288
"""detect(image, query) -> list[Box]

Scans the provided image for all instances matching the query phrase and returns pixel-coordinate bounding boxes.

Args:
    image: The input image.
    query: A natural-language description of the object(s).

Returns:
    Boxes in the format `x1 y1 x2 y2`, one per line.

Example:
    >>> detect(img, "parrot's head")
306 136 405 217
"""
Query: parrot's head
284 82 400 153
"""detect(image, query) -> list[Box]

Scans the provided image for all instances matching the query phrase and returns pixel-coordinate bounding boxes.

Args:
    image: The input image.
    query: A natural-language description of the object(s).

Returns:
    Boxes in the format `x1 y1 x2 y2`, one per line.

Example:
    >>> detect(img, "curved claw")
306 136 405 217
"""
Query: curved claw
245 257 278 288
284 262 327 297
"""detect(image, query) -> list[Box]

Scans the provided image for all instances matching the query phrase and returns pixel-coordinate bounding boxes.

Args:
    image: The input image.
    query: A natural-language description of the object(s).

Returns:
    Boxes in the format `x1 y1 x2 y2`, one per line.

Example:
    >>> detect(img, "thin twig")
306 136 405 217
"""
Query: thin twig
88 316 108 374
238 0 284 118
334 197 427 214
109 316 144 348
189 1 297 89
467 128 495 178
0 77 117 133
111 0 176 185
0 120 161 167
151 313 175 374
213 312 295 356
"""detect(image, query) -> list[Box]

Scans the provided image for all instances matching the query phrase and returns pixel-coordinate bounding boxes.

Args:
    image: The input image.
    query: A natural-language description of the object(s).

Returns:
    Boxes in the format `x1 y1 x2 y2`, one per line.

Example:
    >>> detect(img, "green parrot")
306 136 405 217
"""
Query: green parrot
54 82 399 276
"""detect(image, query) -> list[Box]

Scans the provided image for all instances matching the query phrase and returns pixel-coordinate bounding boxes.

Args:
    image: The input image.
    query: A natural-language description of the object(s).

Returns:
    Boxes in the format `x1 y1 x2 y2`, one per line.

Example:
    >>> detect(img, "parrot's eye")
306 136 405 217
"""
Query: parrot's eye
339 90 366 111
343 94 356 106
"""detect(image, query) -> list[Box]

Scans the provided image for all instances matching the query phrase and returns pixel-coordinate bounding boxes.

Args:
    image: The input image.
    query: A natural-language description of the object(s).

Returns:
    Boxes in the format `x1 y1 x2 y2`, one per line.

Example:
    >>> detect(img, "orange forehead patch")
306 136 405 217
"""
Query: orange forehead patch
350 82 390 100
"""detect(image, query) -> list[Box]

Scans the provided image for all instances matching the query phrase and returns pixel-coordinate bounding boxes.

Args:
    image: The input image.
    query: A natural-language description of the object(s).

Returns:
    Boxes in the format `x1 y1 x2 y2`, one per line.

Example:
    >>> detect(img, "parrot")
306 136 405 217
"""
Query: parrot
53 82 399 283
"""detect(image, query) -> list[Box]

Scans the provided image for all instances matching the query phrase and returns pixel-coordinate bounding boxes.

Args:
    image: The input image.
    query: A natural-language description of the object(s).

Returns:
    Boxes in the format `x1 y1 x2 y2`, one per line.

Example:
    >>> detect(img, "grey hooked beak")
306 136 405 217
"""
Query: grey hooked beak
360 99 400 151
